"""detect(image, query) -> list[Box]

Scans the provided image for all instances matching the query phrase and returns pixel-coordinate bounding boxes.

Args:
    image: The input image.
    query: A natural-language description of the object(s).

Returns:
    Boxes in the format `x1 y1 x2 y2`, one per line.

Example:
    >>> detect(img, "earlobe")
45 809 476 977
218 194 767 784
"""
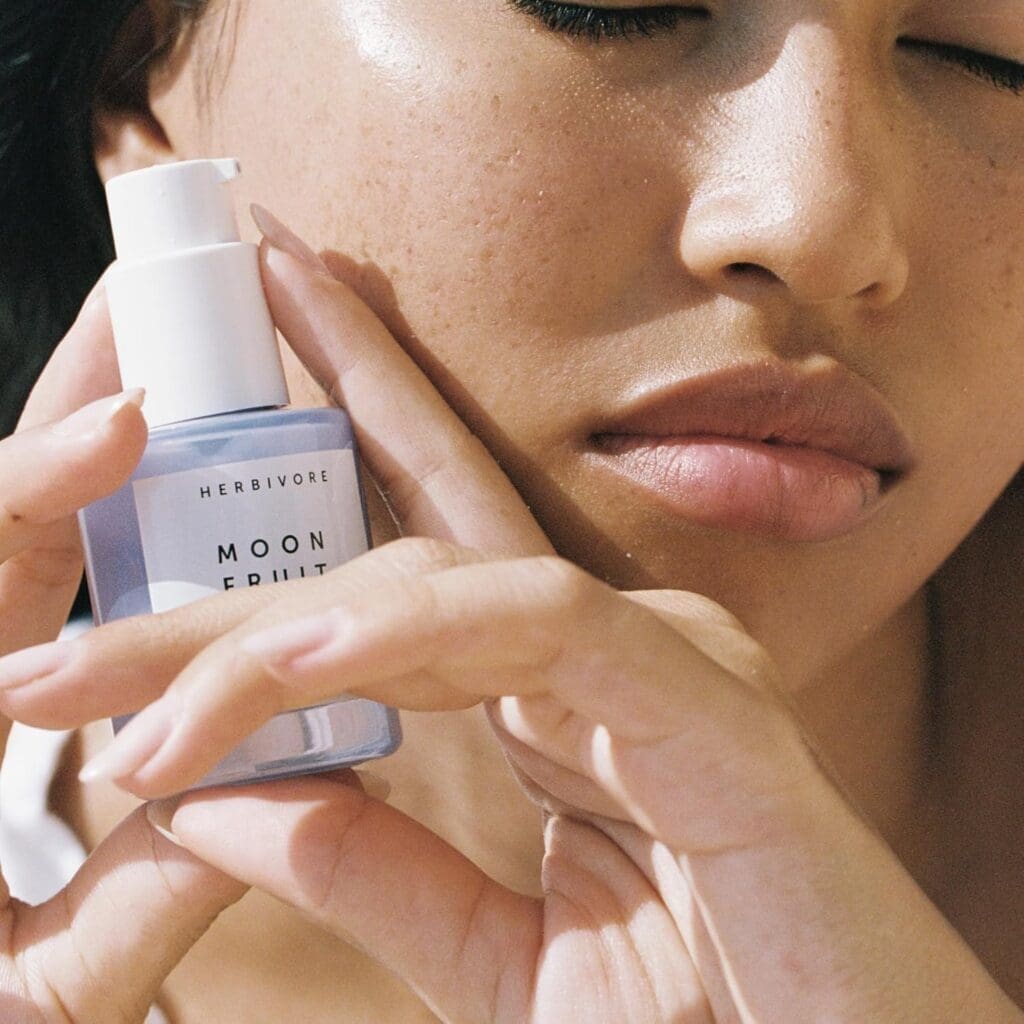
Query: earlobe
92 104 177 186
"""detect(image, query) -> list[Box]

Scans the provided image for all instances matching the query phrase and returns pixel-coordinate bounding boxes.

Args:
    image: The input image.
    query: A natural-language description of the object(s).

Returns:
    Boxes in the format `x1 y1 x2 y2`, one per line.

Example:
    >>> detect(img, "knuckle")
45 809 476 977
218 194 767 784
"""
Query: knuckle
531 556 602 619
380 455 445 523
22 896 138 1024
756 706 825 805
308 795 376 915
378 535 474 574
671 590 746 631
3 542 83 590
0 496 25 530
725 634 784 695
79 612 159 672
627 589 747 632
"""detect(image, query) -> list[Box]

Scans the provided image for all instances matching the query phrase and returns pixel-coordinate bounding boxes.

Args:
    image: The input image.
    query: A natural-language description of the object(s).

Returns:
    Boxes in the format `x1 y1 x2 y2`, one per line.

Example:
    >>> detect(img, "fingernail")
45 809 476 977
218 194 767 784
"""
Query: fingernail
146 797 185 847
0 640 74 691
79 697 177 784
52 388 146 438
250 203 331 276
240 609 347 669
76 268 111 319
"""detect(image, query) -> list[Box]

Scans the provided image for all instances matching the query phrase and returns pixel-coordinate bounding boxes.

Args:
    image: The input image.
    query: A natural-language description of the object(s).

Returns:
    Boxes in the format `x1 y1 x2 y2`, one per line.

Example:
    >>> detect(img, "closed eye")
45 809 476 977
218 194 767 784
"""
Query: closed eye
506 4 1024 97
899 38 1024 95
505 1 709 42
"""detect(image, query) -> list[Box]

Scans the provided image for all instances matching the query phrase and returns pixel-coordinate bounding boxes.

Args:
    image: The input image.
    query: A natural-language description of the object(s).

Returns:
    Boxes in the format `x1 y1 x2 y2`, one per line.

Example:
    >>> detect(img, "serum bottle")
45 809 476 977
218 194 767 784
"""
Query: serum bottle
79 158 401 788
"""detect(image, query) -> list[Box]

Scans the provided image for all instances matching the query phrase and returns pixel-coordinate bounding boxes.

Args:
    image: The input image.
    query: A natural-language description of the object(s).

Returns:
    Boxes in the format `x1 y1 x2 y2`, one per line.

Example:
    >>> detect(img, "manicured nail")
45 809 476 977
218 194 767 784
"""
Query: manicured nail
250 203 331 276
52 388 146 438
146 797 185 847
240 609 347 669
78 697 177 784
0 640 74 691
75 268 111 319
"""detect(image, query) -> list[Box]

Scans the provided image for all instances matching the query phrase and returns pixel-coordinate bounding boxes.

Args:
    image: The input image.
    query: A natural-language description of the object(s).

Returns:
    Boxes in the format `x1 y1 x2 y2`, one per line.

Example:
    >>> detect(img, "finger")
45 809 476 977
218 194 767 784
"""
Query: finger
535 813 710 1023
160 775 541 1024
622 589 747 632
623 590 784 698
0 389 147 566
14 804 245 1023
251 205 552 558
0 537 483 729
79 554 756 798
242 557 750 732
586 816 743 1024
487 700 630 822
15 271 121 431
83 552 812 852
0 578 283 727
0 284 146 656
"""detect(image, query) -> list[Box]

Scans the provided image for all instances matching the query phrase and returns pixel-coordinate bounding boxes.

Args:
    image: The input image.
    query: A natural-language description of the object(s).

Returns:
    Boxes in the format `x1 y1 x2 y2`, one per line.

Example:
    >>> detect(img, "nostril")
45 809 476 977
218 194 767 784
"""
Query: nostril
726 262 781 286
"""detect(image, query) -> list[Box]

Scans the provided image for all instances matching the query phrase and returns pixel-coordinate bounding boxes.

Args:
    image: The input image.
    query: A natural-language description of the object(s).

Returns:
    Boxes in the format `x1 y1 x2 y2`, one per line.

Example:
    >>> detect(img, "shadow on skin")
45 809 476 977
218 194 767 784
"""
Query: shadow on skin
319 247 663 592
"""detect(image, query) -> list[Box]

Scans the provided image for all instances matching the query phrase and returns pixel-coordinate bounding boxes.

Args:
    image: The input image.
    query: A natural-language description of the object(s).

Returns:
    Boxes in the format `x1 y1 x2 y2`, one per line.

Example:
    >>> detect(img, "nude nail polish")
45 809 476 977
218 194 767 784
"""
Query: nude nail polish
77 159 401 790
250 203 331 275
51 389 145 438
145 798 185 847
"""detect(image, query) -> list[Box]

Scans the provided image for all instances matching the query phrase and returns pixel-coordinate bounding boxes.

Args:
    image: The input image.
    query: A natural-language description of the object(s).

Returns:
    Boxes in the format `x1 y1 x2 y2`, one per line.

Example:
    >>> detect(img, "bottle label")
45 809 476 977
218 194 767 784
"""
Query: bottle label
131 449 367 614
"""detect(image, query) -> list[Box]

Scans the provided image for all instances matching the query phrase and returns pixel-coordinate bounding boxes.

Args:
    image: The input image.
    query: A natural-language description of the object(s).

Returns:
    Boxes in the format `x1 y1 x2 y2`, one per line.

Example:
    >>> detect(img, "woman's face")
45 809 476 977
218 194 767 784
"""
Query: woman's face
144 0 1024 685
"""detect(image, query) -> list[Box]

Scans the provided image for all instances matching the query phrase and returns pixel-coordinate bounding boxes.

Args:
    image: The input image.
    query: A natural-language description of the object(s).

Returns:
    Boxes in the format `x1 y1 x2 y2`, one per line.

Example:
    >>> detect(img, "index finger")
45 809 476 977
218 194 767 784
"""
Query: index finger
16 270 123 430
0 280 142 654
250 204 553 559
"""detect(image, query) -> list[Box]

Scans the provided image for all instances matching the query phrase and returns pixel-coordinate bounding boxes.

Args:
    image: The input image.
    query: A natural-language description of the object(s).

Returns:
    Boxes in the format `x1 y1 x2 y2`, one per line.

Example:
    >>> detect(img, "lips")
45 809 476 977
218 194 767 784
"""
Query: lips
589 361 915 542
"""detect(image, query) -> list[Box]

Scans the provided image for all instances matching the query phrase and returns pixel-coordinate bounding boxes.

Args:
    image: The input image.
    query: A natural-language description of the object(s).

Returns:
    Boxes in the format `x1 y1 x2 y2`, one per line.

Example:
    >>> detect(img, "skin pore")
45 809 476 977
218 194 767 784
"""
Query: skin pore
69 0 1023 1019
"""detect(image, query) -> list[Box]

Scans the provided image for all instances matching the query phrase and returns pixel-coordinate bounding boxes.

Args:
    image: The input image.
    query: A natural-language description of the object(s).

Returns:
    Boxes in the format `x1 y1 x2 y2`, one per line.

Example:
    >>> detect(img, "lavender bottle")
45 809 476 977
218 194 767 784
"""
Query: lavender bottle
78 159 400 788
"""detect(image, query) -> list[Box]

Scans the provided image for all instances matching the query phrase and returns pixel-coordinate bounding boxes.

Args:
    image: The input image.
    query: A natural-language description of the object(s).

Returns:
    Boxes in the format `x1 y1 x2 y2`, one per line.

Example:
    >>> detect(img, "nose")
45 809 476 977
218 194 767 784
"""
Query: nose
679 23 910 310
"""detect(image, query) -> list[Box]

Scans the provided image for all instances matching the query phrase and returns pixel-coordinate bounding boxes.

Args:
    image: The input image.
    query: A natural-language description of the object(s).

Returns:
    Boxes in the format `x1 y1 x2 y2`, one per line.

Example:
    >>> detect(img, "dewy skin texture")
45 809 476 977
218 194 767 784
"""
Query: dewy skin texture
78 159 401 788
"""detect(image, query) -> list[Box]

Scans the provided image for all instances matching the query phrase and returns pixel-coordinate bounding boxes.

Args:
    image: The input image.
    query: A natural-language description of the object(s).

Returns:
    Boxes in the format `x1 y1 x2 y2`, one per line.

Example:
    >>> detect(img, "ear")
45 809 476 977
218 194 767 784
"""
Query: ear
91 1 197 184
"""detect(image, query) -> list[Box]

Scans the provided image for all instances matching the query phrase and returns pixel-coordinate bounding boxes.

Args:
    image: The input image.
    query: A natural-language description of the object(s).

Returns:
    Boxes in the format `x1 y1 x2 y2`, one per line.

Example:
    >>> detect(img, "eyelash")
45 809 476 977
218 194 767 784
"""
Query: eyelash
506 0 706 41
898 39 1024 95
507 1 1024 95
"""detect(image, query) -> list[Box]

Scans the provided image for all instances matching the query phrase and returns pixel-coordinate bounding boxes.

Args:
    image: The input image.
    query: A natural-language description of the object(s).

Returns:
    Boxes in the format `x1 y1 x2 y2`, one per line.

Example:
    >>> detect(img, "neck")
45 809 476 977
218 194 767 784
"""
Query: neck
790 588 942 876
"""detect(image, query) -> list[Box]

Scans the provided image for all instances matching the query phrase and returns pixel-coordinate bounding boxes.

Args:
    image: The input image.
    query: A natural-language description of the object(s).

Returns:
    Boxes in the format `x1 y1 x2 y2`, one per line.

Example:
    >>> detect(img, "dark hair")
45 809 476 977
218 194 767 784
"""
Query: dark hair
0 0 208 437
0 1 210 617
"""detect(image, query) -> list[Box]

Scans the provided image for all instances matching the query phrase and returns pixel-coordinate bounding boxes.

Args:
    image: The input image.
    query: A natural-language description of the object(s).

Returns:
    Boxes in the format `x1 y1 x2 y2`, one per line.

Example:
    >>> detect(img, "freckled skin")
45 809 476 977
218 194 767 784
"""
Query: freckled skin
148 0 1024 689
82 1 1023 1018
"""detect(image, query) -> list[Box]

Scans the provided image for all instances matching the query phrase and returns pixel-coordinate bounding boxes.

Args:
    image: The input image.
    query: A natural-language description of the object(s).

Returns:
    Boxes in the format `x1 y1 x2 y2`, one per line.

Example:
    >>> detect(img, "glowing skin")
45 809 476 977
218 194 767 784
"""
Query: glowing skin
77 0 1023 1019
141 0 1024 687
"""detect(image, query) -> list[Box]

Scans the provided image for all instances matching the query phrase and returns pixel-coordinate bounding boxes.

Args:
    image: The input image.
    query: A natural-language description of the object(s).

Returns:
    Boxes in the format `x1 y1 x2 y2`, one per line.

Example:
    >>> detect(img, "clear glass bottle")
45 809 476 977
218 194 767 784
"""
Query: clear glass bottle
77 158 401 789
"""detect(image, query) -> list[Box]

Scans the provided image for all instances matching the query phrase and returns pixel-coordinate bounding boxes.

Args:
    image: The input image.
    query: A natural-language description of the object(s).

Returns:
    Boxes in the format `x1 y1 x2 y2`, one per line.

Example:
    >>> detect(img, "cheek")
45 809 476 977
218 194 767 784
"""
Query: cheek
331 72 676 345
211 0 684 378
871 146 1024 562
902 158 1024 462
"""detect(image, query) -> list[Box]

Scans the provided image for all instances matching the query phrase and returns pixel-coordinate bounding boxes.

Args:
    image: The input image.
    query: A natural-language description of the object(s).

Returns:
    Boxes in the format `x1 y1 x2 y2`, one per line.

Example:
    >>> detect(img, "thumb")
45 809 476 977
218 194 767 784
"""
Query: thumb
13 805 245 1022
164 775 542 1024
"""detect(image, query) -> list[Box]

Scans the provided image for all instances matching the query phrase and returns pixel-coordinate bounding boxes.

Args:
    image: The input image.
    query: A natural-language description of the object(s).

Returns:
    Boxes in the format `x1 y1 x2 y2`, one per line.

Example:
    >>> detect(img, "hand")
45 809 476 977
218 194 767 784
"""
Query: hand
1 214 1018 1023
0 280 246 1022
16 533 1020 1022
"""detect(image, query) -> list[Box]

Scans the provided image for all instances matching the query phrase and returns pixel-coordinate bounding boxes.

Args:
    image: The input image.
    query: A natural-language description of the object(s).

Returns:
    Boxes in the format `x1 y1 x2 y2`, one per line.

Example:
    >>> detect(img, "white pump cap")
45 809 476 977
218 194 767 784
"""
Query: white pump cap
103 158 289 428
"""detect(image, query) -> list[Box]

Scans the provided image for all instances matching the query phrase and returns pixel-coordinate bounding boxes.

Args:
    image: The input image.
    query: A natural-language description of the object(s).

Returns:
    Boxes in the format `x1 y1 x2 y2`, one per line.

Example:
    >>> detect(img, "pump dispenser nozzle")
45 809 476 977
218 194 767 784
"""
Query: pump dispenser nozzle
107 158 242 261
104 158 289 429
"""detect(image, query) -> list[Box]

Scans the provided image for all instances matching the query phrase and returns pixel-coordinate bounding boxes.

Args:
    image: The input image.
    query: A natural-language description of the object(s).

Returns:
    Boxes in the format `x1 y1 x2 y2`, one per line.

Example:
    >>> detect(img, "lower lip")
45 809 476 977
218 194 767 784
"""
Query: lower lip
591 435 890 542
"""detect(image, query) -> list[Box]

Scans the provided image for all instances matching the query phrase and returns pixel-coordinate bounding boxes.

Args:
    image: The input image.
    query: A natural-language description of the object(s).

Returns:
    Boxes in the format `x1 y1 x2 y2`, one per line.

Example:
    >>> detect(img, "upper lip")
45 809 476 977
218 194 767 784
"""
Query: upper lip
595 360 916 475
